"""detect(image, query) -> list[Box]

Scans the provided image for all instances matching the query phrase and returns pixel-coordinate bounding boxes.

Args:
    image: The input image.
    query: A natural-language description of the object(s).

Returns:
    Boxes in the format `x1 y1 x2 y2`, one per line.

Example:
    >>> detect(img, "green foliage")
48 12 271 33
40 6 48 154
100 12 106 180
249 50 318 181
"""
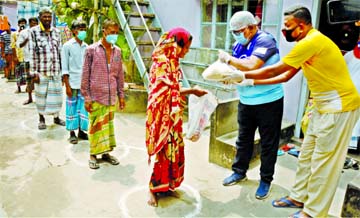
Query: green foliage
116 33 130 60
52 0 131 61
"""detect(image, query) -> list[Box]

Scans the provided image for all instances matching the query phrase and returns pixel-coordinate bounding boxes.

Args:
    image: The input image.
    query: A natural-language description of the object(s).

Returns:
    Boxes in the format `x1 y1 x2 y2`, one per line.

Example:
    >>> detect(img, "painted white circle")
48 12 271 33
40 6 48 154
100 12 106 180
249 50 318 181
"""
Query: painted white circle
118 183 202 218
65 142 147 167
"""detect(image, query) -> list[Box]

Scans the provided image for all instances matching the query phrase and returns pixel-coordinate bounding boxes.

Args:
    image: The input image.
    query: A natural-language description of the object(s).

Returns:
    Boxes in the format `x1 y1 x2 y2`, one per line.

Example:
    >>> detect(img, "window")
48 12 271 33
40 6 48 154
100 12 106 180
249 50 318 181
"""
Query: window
200 0 264 50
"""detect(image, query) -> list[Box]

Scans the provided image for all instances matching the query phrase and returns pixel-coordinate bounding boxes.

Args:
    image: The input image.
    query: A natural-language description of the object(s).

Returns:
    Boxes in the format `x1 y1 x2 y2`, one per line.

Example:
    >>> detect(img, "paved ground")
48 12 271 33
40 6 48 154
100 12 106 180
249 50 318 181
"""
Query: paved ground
0 78 359 217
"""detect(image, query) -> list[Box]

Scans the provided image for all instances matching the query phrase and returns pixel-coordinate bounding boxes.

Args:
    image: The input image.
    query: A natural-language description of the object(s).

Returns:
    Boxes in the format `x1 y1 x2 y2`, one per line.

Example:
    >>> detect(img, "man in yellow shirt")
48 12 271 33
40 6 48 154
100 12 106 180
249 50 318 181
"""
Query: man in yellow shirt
223 5 360 218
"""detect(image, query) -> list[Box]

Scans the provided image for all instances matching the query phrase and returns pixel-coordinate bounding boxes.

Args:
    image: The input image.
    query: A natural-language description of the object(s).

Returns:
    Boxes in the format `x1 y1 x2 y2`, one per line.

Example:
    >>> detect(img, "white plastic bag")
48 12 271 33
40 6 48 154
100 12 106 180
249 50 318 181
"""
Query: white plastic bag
202 60 236 81
186 90 218 142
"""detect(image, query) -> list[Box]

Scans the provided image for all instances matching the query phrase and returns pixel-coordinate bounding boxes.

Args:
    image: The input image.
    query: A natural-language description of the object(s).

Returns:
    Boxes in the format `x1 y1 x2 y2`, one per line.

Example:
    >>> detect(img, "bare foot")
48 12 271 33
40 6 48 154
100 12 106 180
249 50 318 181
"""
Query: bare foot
23 99 33 105
147 191 158 207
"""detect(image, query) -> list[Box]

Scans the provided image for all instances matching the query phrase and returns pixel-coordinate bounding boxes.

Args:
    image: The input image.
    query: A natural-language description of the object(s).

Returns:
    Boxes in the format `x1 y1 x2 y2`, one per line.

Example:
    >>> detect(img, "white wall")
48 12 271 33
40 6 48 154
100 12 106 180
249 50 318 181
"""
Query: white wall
1 3 18 30
150 0 201 47
151 0 321 128
277 0 315 124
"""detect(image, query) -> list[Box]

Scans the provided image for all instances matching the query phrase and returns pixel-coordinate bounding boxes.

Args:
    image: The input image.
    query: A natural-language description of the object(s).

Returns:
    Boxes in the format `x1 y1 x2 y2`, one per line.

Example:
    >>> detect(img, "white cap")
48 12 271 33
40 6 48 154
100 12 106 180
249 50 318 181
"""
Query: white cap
229 11 258 31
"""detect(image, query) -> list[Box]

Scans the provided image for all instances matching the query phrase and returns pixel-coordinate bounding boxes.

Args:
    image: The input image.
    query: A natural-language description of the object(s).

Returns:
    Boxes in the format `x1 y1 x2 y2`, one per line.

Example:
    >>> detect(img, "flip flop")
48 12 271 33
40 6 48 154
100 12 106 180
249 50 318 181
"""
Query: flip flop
54 118 65 126
289 210 312 218
38 122 46 130
69 135 78 144
88 159 99 169
272 196 304 208
277 149 285 156
102 154 119 165
281 143 296 152
288 148 300 157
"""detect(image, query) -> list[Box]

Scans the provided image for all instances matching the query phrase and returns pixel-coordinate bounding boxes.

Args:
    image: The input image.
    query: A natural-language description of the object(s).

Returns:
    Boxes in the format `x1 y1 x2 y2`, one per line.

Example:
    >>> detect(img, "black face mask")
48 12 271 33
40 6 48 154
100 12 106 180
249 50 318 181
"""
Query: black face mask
282 26 300 42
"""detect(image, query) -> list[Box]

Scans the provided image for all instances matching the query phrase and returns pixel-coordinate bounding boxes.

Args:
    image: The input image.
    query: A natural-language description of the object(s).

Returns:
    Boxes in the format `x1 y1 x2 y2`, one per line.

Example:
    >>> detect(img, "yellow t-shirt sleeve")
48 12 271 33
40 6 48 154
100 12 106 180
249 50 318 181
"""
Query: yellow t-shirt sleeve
282 38 317 69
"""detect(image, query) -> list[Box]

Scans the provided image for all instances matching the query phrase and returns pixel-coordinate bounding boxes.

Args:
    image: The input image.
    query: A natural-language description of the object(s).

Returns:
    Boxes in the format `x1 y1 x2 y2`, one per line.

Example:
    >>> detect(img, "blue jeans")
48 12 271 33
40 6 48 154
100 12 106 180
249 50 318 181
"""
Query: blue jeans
232 97 283 183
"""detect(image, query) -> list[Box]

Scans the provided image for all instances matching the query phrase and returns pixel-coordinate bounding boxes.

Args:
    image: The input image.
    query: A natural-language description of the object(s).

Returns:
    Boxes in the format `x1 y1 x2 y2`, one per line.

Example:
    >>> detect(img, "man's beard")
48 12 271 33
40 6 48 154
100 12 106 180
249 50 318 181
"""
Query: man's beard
43 23 51 29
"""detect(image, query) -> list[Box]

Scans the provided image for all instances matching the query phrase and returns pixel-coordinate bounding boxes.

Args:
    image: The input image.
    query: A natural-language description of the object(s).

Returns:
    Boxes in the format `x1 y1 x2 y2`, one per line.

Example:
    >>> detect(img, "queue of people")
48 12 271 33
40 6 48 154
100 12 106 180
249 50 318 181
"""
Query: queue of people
2 4 359 218
4 7 126 170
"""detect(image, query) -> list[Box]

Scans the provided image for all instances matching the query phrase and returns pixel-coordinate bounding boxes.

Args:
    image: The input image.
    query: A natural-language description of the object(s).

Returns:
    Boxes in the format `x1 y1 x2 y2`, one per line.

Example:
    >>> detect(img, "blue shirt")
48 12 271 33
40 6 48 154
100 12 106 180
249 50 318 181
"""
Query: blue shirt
61 38 88 89
233 30 284 105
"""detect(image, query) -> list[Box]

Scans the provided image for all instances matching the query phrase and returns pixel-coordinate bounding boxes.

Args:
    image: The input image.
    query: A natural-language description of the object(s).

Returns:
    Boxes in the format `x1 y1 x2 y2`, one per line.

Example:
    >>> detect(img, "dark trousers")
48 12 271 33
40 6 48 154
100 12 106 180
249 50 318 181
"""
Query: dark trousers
232 97 283 183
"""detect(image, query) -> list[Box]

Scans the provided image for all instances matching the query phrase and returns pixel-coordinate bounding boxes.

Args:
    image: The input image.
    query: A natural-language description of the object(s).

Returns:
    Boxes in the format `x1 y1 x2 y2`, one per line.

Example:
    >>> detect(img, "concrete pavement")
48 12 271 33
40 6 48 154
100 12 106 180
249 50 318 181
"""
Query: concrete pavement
0 78 358 217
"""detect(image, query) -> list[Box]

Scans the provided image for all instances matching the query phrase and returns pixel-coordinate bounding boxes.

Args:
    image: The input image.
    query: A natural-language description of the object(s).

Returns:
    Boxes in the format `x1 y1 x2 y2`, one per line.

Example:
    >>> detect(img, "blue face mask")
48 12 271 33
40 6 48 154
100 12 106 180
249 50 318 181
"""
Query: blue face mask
106 34 118 44
77 31 87 41
232 32 249 45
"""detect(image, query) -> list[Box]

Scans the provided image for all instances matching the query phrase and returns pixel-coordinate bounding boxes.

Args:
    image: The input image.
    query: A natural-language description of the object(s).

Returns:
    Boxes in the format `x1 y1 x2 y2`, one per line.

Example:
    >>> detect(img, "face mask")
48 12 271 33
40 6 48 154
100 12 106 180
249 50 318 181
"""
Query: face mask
232 32 249 45
106 34 118 44
282 26 299 42
77 31 87 41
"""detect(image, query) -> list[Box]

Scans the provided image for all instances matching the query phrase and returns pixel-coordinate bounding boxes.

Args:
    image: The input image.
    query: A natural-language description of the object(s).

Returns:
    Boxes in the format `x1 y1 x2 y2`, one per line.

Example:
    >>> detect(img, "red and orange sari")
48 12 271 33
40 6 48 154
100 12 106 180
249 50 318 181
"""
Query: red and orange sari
145 30 189 193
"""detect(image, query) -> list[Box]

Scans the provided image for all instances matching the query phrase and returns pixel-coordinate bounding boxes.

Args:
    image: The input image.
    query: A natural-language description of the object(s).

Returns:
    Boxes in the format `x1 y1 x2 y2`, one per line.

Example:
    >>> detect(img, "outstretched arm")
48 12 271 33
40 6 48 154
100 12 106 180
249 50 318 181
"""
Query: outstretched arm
244 61 298 80
252 67 300 85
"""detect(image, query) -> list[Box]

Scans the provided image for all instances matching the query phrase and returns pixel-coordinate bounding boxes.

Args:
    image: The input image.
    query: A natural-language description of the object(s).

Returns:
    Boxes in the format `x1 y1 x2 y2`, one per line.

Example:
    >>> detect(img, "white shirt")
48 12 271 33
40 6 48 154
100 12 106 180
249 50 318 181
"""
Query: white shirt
344 50 360 93
16 28 32 62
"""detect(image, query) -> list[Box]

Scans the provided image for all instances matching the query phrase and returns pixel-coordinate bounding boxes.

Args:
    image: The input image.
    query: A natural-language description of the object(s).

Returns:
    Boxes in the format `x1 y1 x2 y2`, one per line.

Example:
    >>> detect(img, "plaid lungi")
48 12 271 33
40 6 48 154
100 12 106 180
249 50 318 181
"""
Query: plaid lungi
15 62 27 86
89 102 116 155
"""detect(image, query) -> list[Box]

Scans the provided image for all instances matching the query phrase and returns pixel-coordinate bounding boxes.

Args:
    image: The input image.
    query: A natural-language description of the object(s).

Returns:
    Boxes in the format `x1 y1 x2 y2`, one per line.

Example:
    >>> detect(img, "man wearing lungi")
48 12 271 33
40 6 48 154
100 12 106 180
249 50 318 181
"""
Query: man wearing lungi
81 19 125 169
12 18 27 94
29 7 65 130
16 17 38 105
61 20 88 144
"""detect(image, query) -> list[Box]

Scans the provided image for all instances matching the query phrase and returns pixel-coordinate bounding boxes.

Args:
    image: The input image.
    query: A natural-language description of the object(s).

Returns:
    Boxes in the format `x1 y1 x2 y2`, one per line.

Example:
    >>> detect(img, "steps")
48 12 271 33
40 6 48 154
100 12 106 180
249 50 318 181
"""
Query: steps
209 98 295 169
113 0 163 89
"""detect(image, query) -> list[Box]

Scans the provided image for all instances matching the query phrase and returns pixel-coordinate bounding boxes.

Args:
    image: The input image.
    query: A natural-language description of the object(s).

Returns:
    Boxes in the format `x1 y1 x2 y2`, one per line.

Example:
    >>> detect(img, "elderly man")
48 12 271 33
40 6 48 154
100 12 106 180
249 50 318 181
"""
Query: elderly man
30 7 65 130
219 11 283 200
223 6 360 218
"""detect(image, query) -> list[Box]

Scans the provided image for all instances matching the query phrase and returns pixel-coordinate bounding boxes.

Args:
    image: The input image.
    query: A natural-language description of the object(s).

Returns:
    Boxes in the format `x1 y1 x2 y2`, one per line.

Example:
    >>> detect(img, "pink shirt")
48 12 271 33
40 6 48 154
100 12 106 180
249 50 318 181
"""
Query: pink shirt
81 41 125 106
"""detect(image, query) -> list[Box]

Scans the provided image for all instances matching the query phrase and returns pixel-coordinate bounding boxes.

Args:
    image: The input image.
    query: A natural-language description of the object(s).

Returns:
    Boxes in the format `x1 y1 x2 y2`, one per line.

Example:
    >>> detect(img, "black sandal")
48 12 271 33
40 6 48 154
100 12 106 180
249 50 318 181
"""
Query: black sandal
68 135 78 144
54 117 65 126
102 154 119 165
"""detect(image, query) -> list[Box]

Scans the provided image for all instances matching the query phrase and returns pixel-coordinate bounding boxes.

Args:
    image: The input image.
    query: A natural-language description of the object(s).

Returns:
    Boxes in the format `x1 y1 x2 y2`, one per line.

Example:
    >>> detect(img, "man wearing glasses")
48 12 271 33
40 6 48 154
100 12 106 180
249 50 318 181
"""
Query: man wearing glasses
218 11 284 200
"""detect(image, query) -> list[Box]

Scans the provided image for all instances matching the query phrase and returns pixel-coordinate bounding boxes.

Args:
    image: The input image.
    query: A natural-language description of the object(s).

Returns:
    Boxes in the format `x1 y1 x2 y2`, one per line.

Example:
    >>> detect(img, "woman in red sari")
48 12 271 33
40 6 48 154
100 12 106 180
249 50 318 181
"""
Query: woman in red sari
146 27 207 207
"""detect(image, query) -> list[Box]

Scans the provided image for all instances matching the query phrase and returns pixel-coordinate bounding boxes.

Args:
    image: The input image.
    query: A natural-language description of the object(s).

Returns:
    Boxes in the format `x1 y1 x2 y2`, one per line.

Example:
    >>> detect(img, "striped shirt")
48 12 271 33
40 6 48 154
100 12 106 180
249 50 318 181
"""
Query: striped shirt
29 25 62 77
0 31 12 54
81 41 125 106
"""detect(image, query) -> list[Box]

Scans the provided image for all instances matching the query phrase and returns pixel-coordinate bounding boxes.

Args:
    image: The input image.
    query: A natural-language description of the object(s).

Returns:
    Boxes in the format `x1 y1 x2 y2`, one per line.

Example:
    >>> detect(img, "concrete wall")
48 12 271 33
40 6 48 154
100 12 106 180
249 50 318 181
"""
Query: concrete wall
1 2 18 30
278 0 315 124
150 0 201 47
150 0 320 126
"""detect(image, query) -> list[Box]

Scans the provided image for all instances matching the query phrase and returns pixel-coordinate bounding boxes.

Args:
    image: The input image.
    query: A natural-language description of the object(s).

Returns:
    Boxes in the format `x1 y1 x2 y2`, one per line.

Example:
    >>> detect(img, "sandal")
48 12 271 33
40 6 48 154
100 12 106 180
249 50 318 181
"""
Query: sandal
54 117 65 126
88 159 99 169
38 121 46 130
288 148 300 158
78 131 88 140
289 210 312 218
102 154 119 165
272 196 304 208
68 135 78 144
